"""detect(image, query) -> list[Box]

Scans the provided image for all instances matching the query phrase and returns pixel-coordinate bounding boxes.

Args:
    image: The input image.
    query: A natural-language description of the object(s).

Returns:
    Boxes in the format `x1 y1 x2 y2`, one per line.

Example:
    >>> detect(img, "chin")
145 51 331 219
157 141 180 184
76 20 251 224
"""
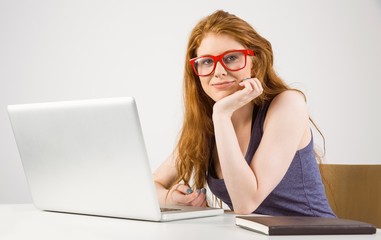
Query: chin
211 92 233 102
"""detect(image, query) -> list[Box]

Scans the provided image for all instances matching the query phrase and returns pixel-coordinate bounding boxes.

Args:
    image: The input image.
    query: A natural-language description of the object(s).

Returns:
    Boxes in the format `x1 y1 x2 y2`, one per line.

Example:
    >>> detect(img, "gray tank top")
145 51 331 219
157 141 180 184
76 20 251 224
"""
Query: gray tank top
207 101 335 217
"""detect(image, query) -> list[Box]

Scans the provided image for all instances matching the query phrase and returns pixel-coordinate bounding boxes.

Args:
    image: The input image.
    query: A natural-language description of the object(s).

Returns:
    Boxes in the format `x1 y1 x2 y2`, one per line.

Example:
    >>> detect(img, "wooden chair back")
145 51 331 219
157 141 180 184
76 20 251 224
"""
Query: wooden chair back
319 164 381 228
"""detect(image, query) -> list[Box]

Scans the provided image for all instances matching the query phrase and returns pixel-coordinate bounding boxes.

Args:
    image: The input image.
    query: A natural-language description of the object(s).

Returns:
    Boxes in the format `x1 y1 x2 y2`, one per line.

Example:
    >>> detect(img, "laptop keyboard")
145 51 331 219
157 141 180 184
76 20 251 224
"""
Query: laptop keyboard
160 207 181 212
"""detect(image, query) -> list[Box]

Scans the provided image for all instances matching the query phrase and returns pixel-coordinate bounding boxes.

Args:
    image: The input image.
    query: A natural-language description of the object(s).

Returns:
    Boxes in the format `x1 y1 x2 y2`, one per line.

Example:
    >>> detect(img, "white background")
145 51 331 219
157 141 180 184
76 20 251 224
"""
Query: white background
1 0 380 203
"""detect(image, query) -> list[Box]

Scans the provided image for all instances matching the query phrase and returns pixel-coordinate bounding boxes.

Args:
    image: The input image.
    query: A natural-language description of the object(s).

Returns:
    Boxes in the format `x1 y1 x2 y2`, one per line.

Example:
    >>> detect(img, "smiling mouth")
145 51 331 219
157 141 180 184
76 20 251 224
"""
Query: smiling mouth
212 81 235 86
211 80 236 90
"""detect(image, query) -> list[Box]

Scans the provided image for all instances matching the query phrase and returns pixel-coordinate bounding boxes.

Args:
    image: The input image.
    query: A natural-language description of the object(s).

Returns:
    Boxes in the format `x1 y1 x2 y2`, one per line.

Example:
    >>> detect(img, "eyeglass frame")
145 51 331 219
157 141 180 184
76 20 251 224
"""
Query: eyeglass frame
189 49 255 77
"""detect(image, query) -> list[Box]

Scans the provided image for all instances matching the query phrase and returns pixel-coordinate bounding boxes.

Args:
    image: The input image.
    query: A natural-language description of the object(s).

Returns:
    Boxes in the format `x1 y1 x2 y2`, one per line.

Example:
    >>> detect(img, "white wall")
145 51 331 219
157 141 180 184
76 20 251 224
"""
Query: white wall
1 0 380 203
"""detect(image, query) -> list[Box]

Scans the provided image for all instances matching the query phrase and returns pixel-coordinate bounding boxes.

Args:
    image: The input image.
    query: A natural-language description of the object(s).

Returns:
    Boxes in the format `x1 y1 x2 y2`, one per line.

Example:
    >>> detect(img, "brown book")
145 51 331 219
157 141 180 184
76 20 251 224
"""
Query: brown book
235 215 377 235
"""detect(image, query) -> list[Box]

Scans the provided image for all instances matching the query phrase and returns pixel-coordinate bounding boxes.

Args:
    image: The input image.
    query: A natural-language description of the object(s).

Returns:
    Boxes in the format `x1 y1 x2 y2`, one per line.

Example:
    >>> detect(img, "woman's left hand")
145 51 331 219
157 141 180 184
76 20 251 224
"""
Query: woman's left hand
213 78 263 118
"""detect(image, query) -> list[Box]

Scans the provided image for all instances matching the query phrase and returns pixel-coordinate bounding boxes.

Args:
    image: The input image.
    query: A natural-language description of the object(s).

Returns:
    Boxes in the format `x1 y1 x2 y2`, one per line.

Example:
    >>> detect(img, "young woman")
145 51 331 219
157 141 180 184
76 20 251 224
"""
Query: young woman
153 10 335 217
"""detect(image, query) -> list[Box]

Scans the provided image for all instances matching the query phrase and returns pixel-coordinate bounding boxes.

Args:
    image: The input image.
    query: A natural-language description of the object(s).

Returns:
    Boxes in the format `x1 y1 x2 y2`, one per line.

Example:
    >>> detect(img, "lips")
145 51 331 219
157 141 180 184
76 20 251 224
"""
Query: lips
211 80 236 90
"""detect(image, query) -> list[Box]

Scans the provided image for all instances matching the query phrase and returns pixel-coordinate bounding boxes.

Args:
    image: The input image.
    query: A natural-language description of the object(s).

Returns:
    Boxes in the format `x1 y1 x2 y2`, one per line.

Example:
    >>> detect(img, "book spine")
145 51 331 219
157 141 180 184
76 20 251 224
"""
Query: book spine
269 226 377 235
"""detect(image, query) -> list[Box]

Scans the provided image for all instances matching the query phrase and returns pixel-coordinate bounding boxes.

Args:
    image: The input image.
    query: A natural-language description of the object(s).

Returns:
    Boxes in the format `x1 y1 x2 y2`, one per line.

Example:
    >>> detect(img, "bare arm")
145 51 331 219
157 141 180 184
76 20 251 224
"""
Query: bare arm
153 150 207 207
213 79 310 214
153 152 178 205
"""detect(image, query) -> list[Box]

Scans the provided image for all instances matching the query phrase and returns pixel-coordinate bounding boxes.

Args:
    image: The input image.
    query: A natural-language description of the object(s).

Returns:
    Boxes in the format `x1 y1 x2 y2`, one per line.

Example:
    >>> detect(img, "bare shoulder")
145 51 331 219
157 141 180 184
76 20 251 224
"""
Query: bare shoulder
270 90 308 112
265 90 309 127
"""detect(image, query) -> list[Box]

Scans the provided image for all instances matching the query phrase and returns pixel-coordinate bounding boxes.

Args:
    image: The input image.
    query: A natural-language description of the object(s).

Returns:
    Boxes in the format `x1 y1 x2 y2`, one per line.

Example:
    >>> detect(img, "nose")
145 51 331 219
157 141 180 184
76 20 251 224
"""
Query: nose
214 61 227 78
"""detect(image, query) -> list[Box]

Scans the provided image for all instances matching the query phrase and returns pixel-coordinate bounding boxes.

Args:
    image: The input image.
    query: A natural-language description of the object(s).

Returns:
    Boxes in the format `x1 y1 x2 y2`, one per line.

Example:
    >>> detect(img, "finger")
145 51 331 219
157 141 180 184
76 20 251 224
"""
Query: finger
191 196 207 207
240 77 253 82
168 184 193 205
178 191 201 205
244 80 254 91
171 187 200 205
194 196 207 207
252 78 263 93
173 184 193 195
170 190 195 205
241 78 263 96
190 188 207 207
170 192 185 205
241 78 258 89
239 80 253 92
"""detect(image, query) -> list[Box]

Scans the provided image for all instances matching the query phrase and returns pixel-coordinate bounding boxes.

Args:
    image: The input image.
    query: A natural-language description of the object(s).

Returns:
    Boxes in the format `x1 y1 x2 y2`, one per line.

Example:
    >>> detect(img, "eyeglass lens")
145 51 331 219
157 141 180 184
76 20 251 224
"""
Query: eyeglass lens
194 51 246 76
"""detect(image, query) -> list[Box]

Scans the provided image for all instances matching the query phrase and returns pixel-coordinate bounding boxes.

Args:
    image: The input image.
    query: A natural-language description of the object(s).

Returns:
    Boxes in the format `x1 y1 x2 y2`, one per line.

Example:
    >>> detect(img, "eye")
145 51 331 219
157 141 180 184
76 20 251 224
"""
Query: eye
223 53 239 63
198 57 214 66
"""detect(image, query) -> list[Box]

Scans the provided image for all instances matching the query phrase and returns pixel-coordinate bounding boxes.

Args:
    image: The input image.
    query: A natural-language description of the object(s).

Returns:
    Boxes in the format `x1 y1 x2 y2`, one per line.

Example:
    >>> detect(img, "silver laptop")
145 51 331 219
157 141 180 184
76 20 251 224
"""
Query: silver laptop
7 97 223 221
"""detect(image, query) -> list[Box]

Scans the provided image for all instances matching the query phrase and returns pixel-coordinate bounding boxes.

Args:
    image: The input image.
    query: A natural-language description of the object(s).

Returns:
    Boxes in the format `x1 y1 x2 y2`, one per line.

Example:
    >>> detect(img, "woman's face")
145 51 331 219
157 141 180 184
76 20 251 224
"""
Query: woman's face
195 33 253 102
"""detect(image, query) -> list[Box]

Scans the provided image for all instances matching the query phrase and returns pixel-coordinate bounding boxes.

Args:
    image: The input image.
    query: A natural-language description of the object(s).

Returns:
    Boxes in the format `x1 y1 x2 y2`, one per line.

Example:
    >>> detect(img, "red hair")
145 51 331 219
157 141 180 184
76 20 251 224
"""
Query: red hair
174 10 294 190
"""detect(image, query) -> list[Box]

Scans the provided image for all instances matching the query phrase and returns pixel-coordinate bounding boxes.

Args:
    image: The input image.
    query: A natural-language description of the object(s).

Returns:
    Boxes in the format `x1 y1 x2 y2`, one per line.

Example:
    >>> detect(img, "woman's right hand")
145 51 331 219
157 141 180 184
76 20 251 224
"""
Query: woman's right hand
166 184 207 207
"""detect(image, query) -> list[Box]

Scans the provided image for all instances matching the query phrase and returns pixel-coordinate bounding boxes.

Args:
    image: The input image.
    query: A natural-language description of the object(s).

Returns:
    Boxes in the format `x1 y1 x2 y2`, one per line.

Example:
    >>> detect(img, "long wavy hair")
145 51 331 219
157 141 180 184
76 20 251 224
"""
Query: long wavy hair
174 10 324 191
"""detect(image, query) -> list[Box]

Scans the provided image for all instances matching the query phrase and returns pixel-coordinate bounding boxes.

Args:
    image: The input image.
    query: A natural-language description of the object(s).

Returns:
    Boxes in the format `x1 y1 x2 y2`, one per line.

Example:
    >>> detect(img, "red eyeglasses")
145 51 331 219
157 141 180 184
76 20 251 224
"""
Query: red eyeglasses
189 49 254 77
